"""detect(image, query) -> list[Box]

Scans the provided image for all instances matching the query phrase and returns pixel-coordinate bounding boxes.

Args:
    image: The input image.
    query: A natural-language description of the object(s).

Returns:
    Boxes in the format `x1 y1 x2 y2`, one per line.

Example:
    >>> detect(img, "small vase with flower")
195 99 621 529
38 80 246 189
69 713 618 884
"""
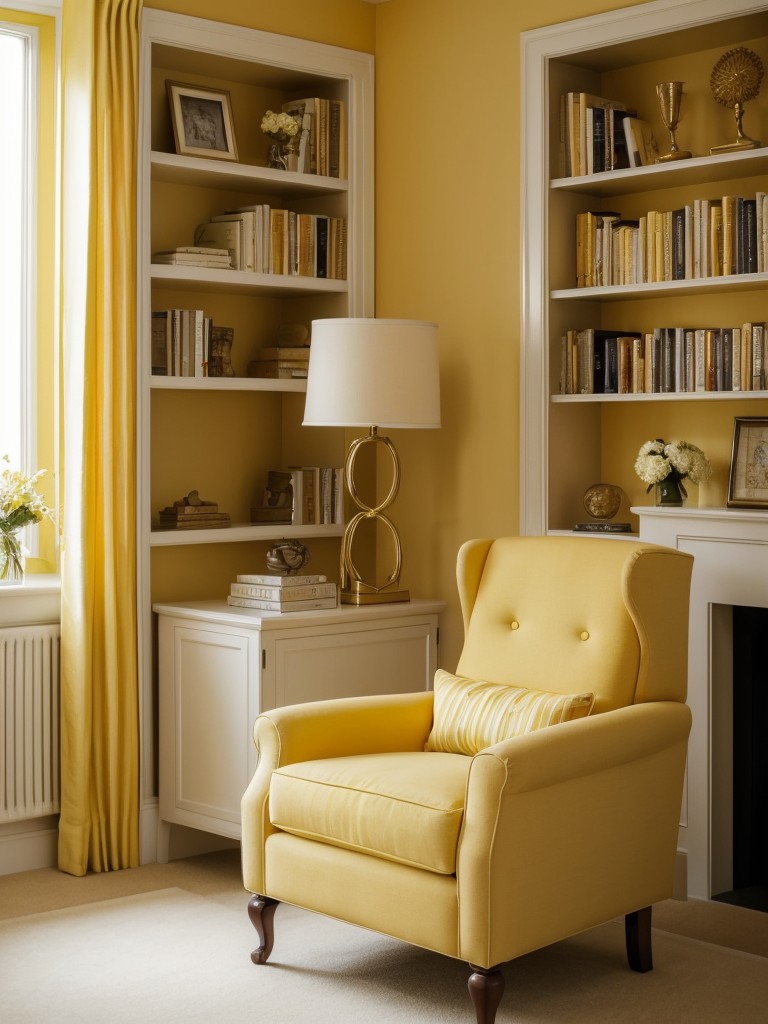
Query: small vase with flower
634 438 712 507
260 110 301 172
0 456 53 584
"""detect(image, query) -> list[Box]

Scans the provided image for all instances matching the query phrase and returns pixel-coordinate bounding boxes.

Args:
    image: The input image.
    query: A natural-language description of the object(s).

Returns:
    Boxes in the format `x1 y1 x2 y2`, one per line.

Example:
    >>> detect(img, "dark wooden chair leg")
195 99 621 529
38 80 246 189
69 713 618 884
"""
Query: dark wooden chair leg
625 905 653 973
248 894 279 964
468 965 505 1024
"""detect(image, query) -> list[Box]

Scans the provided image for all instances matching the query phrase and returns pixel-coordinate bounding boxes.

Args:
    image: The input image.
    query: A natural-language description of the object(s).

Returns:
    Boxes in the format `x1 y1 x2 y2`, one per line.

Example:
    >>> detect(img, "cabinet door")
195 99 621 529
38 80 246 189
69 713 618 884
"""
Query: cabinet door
159 622 260 837
271 622 436 707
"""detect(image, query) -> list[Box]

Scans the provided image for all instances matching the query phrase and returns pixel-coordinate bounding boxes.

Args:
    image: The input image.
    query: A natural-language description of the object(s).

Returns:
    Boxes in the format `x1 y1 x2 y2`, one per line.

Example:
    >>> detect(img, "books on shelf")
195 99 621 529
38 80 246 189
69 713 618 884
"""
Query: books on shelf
280 97 346 178
559 322 767 396
574 190 768 288
561 92 630 177
151 309 213 377
288 466 344 525
194 206 347 280
249 468 343 525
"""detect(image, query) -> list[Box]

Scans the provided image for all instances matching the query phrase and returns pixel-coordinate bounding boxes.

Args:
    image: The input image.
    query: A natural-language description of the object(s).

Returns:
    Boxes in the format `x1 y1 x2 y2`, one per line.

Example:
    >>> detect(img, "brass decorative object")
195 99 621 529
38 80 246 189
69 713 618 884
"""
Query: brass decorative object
710 46 764 154
573 483 631 533
655 82 691 161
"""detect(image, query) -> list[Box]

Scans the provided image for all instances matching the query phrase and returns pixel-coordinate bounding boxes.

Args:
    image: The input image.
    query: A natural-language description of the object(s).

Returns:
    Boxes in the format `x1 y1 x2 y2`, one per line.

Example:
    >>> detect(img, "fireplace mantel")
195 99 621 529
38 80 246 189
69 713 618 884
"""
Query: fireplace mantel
633 505 768 899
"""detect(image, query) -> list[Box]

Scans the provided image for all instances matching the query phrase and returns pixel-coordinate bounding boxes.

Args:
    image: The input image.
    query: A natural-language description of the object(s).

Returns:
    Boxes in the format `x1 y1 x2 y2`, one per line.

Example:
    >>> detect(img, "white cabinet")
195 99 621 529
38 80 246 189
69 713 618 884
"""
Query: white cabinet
155 599 444 859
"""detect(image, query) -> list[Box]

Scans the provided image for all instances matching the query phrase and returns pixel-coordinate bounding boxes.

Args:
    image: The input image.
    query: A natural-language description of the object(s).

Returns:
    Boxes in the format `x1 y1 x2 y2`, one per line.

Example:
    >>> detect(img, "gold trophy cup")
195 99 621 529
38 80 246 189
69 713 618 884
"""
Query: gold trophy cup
655 82 692 161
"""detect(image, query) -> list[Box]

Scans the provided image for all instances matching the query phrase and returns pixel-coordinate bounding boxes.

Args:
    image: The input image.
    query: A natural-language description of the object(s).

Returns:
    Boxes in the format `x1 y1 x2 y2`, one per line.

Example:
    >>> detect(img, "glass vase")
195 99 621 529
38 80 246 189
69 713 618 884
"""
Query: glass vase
0 530 24 584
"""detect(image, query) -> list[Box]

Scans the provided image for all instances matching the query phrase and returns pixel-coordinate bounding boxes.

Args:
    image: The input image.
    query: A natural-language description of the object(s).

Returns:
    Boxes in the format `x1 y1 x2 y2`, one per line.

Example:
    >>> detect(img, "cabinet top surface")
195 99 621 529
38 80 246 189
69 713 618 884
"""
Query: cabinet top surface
153 598 446 629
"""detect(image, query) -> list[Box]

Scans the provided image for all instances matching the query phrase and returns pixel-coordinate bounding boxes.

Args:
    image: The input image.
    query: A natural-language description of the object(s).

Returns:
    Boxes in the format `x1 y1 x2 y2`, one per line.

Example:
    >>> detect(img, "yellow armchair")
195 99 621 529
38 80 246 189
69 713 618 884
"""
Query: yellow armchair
242 537 693 1023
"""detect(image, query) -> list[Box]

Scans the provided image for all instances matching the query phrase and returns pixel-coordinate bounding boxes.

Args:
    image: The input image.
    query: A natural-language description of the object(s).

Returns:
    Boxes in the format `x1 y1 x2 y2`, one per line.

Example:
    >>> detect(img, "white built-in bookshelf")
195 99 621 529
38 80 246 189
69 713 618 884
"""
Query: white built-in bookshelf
136 10 373 856
521 0 768 537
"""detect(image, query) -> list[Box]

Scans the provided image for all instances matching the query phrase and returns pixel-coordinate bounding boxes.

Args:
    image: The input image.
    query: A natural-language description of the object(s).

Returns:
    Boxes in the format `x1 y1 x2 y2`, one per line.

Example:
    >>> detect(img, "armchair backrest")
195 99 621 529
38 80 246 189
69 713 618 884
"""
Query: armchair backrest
455 537 693 713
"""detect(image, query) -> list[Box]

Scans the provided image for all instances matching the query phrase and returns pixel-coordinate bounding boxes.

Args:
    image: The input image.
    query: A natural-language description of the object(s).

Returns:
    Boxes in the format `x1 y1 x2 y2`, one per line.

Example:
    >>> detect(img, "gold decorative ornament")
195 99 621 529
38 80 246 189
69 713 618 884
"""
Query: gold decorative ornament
583 483 622 521
655 82 691 161
710 46 764 154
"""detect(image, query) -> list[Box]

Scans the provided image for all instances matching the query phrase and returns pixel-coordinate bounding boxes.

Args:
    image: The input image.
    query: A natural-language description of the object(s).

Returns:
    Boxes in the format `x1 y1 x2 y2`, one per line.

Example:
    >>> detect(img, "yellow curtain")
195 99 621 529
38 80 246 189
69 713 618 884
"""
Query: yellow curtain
58 0 142 875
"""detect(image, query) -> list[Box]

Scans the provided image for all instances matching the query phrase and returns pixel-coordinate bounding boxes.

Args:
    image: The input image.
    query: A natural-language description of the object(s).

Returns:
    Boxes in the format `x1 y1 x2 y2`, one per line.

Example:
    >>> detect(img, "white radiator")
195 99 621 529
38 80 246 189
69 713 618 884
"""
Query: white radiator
0 624 60 822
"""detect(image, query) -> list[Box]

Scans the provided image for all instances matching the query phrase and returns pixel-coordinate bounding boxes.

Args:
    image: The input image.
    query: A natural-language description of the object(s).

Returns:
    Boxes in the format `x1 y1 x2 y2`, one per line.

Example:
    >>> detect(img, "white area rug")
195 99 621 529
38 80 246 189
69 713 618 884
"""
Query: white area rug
1 887 767 1023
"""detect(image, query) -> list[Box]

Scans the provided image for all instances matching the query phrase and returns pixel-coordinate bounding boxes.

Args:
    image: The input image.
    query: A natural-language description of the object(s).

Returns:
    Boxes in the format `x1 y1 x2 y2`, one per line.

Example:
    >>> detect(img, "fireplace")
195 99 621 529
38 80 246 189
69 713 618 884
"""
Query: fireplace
634 506 768 902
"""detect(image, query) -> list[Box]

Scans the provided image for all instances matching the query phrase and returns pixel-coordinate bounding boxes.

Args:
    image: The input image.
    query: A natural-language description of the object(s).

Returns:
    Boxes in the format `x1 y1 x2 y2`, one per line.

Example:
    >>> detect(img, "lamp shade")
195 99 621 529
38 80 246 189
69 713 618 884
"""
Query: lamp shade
303 318 441 428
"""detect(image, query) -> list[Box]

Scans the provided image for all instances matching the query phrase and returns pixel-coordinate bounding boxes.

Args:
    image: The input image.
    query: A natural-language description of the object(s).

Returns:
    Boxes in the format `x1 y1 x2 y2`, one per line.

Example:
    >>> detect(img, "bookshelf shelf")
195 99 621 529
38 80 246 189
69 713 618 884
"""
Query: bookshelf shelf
149 522 344 547
151 150 348 196
552 273 768 302
552 389 768 404
148 375 307 393
150 263 348 296
550 146 768 197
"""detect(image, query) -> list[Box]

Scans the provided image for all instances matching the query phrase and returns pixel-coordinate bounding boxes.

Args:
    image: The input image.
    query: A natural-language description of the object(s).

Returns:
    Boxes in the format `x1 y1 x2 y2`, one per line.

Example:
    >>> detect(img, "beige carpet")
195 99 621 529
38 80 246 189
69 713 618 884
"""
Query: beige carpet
1 883 768 1023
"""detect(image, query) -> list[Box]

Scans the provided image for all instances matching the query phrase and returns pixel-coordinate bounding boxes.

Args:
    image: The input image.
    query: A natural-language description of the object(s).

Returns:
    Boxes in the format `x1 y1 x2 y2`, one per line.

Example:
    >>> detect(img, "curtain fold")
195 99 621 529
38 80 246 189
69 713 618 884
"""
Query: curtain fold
58 0 142 876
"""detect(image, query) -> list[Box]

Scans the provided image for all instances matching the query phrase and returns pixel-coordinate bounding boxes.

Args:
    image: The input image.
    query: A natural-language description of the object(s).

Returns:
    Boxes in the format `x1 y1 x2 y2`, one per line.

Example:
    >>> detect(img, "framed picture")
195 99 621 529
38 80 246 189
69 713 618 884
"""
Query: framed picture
727 417 768 508
166 81 238 161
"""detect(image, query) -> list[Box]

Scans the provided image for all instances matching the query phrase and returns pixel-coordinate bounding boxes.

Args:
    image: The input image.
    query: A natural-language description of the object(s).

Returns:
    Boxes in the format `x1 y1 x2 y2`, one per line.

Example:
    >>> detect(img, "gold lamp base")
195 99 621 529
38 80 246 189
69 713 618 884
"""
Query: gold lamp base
339 427 411 605
341 581 410 605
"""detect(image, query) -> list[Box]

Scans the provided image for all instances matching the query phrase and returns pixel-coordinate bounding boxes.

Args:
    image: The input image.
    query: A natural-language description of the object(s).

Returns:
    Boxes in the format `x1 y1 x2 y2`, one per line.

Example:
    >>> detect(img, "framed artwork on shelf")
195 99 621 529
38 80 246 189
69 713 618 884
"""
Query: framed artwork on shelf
166 81 238 161
727 417 768 509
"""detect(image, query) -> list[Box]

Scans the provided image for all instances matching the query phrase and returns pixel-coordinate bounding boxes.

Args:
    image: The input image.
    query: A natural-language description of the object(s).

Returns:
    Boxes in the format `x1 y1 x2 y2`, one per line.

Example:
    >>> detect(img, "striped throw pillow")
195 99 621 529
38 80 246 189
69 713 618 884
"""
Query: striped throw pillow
425 669 595 755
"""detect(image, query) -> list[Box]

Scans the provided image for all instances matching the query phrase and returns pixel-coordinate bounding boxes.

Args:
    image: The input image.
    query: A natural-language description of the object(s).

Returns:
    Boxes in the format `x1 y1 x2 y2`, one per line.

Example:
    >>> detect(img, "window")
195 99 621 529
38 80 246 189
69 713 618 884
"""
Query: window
0 22 36 471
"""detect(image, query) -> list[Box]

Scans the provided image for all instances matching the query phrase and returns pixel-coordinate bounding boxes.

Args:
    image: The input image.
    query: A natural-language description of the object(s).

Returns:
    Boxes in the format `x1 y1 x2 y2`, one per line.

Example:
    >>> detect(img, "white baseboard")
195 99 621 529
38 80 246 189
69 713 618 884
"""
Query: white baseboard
0 817 58 875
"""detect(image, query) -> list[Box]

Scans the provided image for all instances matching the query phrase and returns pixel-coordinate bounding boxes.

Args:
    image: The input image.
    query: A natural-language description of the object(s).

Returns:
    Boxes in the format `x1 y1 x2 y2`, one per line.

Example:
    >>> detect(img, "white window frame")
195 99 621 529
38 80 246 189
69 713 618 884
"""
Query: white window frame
0 18 37 477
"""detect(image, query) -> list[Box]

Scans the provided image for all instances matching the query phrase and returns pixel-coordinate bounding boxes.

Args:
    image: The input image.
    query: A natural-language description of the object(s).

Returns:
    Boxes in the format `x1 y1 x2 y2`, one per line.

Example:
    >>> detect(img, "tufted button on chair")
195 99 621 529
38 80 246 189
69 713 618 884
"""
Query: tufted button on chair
241 536 693 1023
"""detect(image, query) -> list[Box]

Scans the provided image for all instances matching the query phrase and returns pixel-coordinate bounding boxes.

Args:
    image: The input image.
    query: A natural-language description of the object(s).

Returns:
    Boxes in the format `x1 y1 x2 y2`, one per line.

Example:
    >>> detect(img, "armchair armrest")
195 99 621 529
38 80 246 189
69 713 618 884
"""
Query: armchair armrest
458 702 692 966
242 691 434 896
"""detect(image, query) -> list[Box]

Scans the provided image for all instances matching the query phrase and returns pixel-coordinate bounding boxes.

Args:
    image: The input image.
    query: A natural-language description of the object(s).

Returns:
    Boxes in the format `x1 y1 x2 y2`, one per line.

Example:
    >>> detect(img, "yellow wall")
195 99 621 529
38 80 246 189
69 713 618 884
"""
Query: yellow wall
374 0 657 668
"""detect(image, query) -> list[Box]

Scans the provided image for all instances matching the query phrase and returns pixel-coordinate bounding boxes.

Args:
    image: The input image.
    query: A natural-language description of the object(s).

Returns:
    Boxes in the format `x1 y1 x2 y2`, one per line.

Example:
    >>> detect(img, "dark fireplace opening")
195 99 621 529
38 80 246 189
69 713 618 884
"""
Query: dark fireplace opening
713 606 768 914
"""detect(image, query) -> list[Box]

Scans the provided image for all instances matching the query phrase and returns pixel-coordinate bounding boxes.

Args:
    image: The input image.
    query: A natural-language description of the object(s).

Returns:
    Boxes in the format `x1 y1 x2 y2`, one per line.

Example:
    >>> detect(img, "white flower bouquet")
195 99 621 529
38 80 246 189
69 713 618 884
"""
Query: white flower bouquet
634 438 712 498
0 455 53 580
260 110 300 142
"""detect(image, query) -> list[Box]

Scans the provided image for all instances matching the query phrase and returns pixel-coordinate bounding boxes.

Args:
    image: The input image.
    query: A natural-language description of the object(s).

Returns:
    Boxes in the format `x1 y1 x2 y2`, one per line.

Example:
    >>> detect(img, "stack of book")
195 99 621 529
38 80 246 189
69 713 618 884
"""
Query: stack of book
247 346 310 379
157 493 231 530
226 573 338 612
152 246 233 269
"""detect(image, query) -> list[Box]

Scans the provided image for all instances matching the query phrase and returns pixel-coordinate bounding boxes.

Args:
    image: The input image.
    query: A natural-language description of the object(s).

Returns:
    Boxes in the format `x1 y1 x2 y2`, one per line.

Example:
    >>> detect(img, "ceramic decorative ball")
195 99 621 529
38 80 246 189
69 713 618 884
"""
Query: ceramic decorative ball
583 483 622 521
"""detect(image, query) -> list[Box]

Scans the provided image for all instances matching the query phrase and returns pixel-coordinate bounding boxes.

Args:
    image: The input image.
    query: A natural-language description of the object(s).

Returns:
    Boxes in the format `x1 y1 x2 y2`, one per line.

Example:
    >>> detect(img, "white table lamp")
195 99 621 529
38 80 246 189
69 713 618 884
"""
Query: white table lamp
303 318 441 604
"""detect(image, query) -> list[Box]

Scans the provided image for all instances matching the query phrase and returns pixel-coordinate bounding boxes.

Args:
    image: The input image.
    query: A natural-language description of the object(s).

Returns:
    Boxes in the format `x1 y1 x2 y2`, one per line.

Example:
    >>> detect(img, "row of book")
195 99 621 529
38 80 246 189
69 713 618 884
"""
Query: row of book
193 206 347 280
250 467 344 526
559 92 656 178
280 97 346 178
151 309 234 378
559 323 767 396
226 572 338 612
575 192 768 288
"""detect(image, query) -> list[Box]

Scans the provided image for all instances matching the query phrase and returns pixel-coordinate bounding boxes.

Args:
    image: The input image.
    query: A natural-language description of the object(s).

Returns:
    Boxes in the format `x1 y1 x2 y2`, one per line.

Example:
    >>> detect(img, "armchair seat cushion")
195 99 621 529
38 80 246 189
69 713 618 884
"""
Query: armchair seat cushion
269 751 472 875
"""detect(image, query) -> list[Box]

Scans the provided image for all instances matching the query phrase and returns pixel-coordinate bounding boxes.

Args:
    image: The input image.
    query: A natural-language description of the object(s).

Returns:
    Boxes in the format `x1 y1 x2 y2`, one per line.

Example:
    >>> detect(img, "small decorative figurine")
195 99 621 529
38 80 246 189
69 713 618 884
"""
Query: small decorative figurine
710 46 764 154
265 539 311 575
